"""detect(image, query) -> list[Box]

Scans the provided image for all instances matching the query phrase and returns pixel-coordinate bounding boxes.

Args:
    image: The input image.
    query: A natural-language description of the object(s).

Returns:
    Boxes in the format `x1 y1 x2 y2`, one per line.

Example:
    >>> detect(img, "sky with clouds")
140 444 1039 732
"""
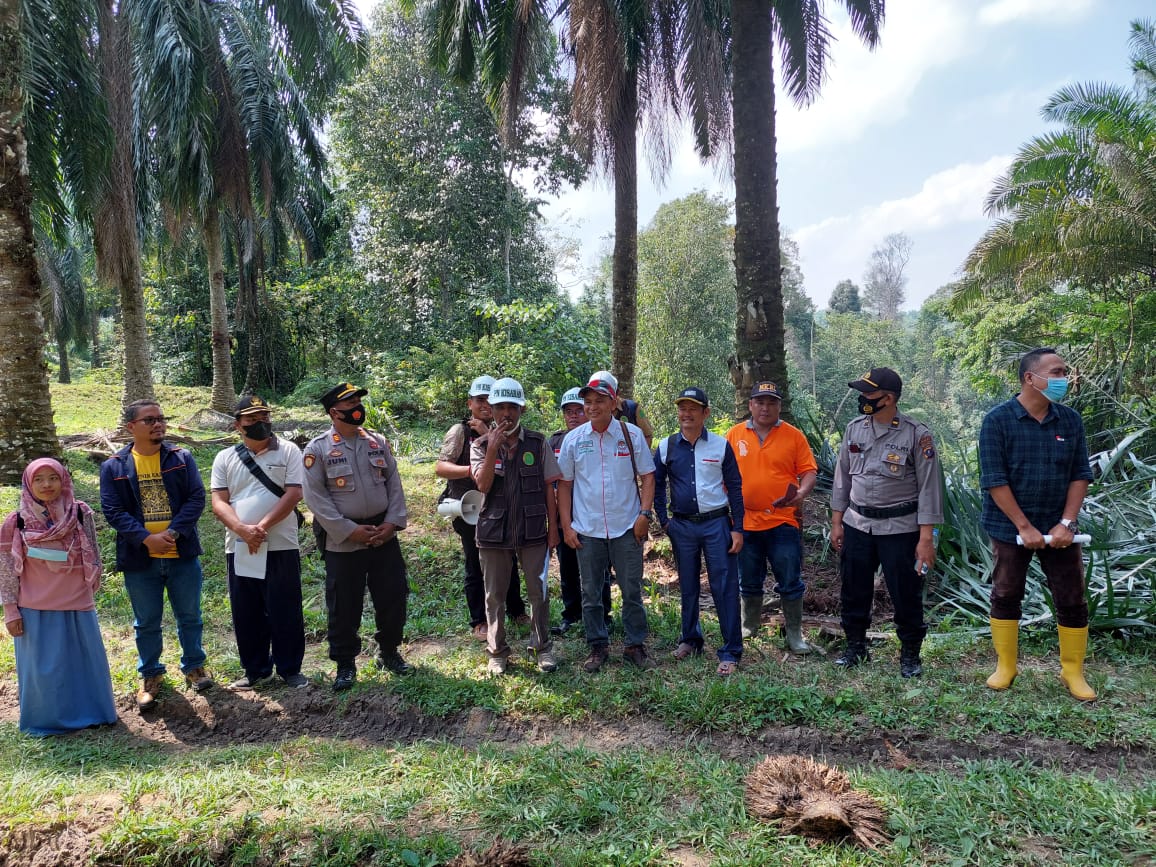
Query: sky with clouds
354 0 1153 309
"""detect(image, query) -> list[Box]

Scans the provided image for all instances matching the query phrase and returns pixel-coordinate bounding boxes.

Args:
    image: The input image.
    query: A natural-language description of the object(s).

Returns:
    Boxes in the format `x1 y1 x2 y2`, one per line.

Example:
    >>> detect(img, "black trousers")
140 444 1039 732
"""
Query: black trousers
324 537 408 665
227 549 306 679
839 524 927 644
453 516 525 625
557 541 610 623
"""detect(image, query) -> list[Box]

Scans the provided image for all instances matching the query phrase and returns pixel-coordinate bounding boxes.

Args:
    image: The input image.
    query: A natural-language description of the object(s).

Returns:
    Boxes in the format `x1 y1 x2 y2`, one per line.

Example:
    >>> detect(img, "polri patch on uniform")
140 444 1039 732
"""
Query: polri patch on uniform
331 433 341 443
304 454 315 468
330 449 343 457
523 451 534 466
335 477 347 487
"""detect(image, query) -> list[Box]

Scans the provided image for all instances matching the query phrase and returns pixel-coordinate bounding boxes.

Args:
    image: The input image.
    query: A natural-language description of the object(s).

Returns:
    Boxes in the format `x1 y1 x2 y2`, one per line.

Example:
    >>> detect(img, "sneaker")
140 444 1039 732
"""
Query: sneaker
376 649 413 675
282 673 310 689
899 644 923 678
536 650 558 673
137 675 164 711
472 623 488 641
487 656 508 675
333 666 356 692
623 644 657 670
583 645 610 673
228 672 273 690
834 642 871 668
185 667 215 692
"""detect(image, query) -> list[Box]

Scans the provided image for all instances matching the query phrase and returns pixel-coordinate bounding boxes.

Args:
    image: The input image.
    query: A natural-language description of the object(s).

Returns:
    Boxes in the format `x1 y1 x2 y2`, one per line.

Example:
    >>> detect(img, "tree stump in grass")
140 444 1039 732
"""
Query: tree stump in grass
447 841 532 867
744 755 890 849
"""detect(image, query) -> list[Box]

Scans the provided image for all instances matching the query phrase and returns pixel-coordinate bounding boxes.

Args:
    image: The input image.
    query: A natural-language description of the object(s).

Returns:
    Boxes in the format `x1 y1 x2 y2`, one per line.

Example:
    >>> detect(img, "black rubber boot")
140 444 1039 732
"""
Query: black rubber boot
900 642 923 678
834 640 870 668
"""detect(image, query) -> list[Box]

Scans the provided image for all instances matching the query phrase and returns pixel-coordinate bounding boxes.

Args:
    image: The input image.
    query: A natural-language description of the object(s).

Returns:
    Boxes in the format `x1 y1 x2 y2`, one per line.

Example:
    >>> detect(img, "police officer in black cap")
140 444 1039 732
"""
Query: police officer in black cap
830 367 943 677
303 383 411 691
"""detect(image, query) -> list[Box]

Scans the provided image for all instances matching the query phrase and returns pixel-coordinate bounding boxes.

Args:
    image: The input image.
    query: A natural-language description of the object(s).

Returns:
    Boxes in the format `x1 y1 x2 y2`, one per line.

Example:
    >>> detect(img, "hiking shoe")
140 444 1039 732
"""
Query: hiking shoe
623 645 657 670
487 656 508 676
333 666 356 692
137 675 163 712
282 673 310 689
185 667 214 692
472 623 488 641
834 642 871 668
536 650 558 673
900 644 923 678
583 645 610 673
376 650 413 675
228 673 273 690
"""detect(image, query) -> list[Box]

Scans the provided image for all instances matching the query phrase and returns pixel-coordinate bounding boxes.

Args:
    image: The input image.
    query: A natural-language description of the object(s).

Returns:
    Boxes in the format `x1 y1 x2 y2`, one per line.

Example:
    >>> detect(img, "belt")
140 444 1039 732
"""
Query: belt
672 507 729 523
347 512 388 525
849 501 917 520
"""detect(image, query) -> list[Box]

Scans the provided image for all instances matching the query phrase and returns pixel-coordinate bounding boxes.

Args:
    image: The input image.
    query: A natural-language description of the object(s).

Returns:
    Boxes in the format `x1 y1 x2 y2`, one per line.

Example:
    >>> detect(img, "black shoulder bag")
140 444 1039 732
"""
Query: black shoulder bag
233 443 306 528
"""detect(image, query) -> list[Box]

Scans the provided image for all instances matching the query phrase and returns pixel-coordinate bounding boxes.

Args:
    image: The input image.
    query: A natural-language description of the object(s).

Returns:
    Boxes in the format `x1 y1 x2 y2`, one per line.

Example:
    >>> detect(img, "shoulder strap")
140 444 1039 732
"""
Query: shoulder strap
619 419 642 505
233 443 286 499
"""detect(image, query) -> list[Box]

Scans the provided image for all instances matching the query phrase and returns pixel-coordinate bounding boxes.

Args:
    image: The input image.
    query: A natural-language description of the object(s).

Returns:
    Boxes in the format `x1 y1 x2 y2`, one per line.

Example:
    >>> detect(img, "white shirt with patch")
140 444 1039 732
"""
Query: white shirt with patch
210 437 304 553
558 418 655 539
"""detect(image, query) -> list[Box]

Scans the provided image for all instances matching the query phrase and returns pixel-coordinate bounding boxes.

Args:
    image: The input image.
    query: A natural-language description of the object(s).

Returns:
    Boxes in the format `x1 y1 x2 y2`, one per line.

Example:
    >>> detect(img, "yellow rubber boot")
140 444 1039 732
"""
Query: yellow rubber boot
1057 625 1097 701
985 618 1019 690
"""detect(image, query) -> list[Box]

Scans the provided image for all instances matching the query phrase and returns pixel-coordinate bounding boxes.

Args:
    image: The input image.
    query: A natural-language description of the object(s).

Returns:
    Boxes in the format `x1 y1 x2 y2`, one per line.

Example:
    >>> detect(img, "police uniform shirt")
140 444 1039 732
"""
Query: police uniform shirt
830 412 943 535
302 426 408 552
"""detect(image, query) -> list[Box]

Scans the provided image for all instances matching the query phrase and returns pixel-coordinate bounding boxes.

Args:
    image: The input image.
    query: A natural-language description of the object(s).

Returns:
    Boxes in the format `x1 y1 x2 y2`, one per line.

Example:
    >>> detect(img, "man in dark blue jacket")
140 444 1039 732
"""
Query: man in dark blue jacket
100 399 212 711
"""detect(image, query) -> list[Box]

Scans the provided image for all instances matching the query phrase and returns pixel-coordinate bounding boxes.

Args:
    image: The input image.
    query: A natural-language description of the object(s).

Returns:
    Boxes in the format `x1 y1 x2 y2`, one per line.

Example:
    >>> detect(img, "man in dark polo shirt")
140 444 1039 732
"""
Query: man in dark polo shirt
979 347 1096 701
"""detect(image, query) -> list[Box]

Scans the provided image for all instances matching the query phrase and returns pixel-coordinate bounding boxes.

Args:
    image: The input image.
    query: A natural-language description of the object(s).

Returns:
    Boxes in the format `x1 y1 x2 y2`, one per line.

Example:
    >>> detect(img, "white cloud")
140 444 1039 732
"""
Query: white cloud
794 155 1012 305
978 0 1095 26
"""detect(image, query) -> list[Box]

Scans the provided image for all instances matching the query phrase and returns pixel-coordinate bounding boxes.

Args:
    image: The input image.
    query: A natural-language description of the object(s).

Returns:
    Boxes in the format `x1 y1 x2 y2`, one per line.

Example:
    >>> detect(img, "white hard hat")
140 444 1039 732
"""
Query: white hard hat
468 375 495 397
490 377 526 406
560 387 583 407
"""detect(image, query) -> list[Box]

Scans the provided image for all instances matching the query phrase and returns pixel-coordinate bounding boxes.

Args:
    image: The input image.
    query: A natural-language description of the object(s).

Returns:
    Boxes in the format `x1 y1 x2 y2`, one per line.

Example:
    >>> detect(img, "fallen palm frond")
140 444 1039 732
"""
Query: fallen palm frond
744 755 890 850
447 841 533 867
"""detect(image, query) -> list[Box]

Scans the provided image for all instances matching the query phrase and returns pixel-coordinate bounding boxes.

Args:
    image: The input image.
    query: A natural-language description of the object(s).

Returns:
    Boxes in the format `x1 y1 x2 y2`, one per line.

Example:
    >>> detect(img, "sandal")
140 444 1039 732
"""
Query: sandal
716 660 737 677
672 642 699 660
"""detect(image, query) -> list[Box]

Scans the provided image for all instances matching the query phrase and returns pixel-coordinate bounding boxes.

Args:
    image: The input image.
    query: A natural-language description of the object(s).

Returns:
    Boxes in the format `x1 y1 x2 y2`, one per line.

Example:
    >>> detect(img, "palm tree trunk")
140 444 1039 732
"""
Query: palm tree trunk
90 303 103 368
730 0 788 419
611 66 639 397
204 206 236 412
56 334 71 383
0 0 60 482
95 0 154 407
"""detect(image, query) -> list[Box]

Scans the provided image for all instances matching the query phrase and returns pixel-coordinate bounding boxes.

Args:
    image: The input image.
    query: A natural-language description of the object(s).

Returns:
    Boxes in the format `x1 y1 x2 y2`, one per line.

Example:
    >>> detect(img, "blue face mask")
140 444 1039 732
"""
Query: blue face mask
1032 374 1068 402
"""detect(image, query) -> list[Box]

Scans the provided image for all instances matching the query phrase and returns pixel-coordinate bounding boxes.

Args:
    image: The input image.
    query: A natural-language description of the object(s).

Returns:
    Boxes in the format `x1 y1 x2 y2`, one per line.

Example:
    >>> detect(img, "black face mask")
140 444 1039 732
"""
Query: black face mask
334 404 365 425
857 394 887 415
242 420 273 441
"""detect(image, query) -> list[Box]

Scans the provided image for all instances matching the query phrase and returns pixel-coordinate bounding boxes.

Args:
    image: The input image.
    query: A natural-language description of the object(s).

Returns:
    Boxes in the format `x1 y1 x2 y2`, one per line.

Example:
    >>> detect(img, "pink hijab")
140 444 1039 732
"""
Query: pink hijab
1 457 101 589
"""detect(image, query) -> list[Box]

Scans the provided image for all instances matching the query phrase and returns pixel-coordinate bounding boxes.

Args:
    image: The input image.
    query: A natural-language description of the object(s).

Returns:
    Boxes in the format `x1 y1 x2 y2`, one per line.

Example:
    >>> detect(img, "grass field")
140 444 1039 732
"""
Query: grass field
0 382 1152 865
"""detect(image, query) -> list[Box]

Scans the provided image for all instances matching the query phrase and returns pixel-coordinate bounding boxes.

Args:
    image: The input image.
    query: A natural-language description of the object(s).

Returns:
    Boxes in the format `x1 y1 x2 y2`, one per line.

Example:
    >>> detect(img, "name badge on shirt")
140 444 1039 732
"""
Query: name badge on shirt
26 546 69 562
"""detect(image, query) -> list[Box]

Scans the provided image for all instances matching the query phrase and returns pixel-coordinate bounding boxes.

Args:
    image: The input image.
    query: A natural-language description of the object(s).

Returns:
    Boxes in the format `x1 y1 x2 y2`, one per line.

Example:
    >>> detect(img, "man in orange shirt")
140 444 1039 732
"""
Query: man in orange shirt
725 382 818 652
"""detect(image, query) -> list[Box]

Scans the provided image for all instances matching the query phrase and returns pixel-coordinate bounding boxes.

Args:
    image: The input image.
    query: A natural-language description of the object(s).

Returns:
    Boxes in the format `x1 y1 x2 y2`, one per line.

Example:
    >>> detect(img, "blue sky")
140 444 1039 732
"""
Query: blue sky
355 0 1153 309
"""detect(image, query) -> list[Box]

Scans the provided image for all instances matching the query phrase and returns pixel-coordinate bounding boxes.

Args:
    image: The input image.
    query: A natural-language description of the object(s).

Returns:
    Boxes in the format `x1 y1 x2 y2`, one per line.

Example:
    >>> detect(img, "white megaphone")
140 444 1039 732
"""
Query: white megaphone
437 489 484 525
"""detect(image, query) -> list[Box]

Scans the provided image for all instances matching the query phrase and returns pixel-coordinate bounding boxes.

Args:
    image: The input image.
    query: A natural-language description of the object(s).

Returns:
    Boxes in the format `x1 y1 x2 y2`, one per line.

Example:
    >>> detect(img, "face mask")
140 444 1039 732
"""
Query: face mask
334 404 365 425
857 394 886 415
1032 375 1068 402
242 420 273 441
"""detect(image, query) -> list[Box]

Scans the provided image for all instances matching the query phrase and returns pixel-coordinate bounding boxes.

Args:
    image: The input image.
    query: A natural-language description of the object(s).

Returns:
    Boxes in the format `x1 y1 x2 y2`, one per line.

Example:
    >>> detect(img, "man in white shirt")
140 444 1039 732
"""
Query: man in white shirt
557 371 657 672
210 395 308 689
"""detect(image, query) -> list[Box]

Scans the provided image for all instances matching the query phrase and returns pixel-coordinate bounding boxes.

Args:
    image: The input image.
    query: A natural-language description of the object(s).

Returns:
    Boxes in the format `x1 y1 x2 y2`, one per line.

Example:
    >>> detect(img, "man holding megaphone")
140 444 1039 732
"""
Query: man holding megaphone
436 375 528 640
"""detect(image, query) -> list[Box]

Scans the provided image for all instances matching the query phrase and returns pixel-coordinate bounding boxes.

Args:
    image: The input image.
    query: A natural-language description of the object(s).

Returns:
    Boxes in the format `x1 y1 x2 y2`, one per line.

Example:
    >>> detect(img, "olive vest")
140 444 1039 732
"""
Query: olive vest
475 430 549 549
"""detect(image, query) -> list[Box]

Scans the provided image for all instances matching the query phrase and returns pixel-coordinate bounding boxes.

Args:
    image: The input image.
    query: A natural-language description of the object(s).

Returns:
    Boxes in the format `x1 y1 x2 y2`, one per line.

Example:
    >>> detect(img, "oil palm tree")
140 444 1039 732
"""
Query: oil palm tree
427 0 730 396
0 0 59 482
729 0 883 416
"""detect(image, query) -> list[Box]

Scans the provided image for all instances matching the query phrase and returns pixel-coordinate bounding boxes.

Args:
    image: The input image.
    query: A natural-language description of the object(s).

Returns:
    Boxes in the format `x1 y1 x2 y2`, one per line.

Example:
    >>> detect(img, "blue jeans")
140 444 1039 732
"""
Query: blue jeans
668 516 742 662
122 556 206 677
739 524 804 600
575 531 648 647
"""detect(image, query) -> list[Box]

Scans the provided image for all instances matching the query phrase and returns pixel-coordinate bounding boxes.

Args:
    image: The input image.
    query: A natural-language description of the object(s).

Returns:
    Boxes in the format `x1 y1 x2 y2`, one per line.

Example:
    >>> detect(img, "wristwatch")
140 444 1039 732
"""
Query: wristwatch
639 509 654 521
1060 518 1079 532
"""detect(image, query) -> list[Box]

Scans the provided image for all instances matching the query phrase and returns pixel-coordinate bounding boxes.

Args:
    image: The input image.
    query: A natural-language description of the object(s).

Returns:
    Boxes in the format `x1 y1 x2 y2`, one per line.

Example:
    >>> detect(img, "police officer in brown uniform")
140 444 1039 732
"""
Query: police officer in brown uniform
830 368 943 677
303 383 411 691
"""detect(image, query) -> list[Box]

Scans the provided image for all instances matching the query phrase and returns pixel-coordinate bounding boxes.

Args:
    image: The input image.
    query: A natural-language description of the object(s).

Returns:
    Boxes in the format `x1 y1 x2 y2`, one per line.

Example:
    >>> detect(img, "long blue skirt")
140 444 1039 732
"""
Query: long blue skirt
14 608 118 736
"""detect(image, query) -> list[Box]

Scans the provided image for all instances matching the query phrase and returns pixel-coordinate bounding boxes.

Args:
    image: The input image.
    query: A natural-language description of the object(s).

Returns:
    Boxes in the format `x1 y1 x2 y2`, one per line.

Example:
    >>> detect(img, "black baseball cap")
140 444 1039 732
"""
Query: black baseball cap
234 394 271 418
848 367 902 397
750 382 783 400
674 387 708 407
320 382 368 410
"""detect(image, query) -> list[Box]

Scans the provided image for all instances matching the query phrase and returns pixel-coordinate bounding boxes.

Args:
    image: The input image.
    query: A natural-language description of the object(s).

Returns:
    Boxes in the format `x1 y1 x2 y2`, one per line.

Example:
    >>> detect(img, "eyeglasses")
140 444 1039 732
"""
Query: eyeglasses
134 416 168 426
